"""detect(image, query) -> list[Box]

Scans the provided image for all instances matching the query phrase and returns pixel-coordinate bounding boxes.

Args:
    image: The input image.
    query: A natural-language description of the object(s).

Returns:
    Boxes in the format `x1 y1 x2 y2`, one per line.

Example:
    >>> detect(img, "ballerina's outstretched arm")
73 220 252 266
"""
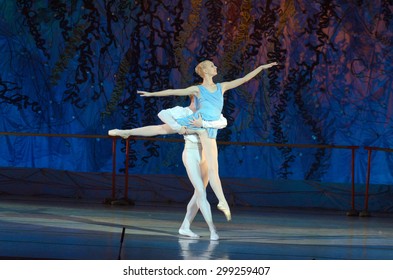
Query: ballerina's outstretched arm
221 62 278 93
137 85 200 98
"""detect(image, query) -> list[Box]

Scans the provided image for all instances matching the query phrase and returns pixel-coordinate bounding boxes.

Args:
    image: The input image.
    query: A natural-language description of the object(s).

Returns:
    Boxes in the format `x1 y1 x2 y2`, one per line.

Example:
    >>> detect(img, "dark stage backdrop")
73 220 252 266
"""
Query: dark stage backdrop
0 1 392 206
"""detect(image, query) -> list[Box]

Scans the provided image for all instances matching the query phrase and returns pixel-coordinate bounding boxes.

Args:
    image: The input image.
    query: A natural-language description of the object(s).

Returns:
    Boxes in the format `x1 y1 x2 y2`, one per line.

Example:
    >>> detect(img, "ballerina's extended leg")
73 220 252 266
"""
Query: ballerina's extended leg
108 124 176 139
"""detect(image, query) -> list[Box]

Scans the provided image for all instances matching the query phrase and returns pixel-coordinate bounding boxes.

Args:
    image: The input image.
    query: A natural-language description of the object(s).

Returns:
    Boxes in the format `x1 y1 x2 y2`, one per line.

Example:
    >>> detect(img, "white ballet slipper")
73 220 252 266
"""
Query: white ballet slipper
178 228 200 239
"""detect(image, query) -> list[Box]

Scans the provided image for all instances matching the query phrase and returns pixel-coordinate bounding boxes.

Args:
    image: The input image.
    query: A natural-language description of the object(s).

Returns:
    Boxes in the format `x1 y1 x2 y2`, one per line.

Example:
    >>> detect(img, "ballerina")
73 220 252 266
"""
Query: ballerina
134 60 278 221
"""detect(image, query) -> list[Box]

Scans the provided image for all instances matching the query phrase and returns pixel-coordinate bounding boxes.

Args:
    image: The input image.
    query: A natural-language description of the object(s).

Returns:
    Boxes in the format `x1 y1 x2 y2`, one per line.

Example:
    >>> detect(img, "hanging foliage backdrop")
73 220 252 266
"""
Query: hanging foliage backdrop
0 0 392 186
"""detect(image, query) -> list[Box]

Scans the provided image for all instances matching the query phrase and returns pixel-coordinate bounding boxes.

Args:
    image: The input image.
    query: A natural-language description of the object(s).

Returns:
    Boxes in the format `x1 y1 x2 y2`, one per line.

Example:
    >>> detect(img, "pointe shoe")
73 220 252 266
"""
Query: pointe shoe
108 129 130 139
108 129 120 136
217 203 231 221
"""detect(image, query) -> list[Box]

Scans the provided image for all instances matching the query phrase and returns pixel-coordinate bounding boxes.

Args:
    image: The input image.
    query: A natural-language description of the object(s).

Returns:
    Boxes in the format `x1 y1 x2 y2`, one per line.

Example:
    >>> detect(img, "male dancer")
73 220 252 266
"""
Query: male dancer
110 97 226 240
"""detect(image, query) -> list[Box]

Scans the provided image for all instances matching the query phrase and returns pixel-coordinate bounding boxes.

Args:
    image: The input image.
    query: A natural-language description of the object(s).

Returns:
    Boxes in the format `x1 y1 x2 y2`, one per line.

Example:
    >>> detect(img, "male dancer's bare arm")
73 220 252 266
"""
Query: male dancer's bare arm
191 114 227 129
158 109 227 133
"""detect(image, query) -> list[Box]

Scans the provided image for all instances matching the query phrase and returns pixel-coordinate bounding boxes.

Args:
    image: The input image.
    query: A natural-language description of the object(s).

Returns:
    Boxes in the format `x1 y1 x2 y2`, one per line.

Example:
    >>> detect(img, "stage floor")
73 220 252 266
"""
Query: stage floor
0 196 393 260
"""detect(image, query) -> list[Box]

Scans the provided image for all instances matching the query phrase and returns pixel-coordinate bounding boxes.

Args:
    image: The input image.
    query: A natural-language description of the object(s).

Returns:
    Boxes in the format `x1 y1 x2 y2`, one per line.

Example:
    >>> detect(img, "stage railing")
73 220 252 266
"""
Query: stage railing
360 146 393 217
110 136 360 215
0 131 380 216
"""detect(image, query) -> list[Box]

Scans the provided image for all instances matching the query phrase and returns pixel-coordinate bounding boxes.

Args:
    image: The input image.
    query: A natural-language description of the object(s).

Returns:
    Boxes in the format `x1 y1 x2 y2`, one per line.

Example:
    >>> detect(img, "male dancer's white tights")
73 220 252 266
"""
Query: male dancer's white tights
179 141 219 240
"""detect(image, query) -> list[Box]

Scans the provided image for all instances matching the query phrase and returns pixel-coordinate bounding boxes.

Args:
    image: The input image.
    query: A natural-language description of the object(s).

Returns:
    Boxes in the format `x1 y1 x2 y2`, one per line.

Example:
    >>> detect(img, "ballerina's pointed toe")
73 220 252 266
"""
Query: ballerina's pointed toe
108 129 130 139
217 203 231 221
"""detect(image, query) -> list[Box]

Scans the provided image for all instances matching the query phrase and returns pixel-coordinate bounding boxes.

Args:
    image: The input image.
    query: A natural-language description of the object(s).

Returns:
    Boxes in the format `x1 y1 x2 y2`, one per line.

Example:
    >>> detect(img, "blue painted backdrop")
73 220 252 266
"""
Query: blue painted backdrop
0 0 392 185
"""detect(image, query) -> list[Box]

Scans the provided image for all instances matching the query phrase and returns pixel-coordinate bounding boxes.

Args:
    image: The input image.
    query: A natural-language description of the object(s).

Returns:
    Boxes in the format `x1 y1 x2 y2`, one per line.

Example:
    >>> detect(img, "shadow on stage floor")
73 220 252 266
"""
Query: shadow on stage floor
1 195 393 260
